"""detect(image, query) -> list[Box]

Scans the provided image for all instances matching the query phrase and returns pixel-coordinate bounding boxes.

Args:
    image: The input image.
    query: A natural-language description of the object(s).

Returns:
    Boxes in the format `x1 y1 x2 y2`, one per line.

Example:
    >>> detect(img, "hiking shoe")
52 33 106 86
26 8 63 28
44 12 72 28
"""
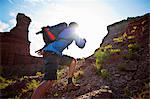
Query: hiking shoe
66 83 80 92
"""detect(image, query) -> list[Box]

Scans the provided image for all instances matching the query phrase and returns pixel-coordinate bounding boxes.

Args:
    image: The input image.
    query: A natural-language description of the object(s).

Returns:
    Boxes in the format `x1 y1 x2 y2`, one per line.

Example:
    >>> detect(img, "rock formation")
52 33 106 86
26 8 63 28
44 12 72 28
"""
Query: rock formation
99 13 150 98
0 13 43 78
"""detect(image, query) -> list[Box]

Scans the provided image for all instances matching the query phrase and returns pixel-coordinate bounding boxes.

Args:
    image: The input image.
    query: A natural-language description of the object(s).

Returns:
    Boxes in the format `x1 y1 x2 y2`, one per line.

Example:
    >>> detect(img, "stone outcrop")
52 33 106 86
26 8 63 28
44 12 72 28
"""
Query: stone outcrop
99 13 150 97
0 13 43 78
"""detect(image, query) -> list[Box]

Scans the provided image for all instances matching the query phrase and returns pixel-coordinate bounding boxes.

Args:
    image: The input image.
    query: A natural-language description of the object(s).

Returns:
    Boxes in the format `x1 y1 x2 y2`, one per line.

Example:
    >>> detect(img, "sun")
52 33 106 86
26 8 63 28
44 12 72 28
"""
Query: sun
30 0 115 58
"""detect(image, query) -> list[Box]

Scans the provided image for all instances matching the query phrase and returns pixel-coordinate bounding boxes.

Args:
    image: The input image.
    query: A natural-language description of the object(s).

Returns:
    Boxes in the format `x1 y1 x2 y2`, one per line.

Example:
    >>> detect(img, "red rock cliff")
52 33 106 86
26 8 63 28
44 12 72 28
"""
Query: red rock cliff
0 13 43 78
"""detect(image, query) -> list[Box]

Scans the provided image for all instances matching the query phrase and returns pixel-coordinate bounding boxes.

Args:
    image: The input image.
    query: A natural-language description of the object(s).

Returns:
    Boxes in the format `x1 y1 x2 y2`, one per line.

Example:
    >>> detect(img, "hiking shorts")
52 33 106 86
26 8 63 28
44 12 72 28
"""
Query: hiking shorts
43 52 74 80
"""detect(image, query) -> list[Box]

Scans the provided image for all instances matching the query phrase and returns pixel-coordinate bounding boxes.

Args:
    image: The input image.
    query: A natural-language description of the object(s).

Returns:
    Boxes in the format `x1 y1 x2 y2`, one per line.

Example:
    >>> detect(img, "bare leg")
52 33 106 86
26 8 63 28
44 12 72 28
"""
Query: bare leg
67 59 80 91
68 59 77 78
31 80 55 99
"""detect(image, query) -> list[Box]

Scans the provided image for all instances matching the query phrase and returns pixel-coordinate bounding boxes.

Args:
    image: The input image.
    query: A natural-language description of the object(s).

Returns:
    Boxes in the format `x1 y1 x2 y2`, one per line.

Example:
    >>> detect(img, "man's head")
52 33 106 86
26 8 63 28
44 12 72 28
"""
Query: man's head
69 22 78 28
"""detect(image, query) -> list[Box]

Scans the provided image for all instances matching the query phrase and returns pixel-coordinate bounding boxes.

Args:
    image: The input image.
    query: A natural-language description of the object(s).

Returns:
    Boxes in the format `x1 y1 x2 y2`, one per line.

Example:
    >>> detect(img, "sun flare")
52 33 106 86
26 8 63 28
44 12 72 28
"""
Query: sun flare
28 0 117 58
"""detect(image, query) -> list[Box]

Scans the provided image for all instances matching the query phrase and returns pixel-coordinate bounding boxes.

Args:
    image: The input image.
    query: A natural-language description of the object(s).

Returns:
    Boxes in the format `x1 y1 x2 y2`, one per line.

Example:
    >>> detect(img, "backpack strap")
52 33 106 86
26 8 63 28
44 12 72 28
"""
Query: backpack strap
44 27 56 41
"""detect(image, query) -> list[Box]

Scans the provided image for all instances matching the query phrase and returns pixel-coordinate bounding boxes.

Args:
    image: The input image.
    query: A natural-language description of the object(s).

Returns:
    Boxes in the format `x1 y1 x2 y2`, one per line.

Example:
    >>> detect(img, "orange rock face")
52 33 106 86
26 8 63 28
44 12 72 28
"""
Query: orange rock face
0 13 43 77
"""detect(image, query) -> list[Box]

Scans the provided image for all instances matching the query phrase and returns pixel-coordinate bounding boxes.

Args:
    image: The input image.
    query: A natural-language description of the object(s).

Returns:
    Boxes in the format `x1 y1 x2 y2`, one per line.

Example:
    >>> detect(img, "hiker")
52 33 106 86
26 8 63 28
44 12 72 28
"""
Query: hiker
32 22 86 99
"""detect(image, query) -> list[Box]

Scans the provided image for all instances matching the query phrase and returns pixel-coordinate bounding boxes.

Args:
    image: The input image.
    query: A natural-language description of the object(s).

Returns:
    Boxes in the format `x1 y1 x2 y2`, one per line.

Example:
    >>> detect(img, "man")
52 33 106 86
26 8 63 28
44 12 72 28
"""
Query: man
32 22 86 99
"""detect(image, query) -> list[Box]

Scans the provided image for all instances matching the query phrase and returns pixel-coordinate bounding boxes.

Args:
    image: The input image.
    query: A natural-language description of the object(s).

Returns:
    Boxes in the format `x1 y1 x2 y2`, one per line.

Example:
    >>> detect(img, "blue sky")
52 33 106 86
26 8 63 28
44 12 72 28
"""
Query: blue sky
0 0 149 58
0 0 149 22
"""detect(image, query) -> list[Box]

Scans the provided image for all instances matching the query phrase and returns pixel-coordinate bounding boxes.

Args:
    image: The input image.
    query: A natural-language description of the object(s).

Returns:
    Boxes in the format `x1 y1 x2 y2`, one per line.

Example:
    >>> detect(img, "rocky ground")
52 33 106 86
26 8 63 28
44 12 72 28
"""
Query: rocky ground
1 58 114 99
44 57 113 98
99 13 150 98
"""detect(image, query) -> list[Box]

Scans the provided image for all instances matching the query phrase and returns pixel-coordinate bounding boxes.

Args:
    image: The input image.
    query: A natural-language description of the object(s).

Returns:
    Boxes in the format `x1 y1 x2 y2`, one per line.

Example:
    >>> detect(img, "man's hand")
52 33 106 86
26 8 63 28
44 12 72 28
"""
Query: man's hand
35 50 44 56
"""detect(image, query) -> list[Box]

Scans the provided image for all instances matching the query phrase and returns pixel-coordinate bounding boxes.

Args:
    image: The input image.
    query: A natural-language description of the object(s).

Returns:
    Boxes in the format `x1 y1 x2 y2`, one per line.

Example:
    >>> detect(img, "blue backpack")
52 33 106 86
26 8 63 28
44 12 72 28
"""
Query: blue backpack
36 22 67 45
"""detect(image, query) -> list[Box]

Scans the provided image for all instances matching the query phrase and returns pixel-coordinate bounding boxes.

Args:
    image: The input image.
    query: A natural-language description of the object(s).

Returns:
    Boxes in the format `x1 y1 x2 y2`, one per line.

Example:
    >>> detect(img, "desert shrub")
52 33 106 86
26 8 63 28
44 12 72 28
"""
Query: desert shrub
77 58 85 65
113 36 124 43
100 69 110 79
53 92 59 97
132 82 150 99
57 69 65 80
128 43 140 52
74 70 84 79
144 82 150 88
95 49 109 75
137 91 150 99
0 76 16 89
36 72 43 77
123 32 127 39
22 79 40 93
74 70 84 83
104 44 112 50
127 36 135 40
1 76 41 98
95 49 109 64
0 76 6 82
26 79 40 90
95 63 103 74
110 49 121 54
123 44 140 60
0 83 9 89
